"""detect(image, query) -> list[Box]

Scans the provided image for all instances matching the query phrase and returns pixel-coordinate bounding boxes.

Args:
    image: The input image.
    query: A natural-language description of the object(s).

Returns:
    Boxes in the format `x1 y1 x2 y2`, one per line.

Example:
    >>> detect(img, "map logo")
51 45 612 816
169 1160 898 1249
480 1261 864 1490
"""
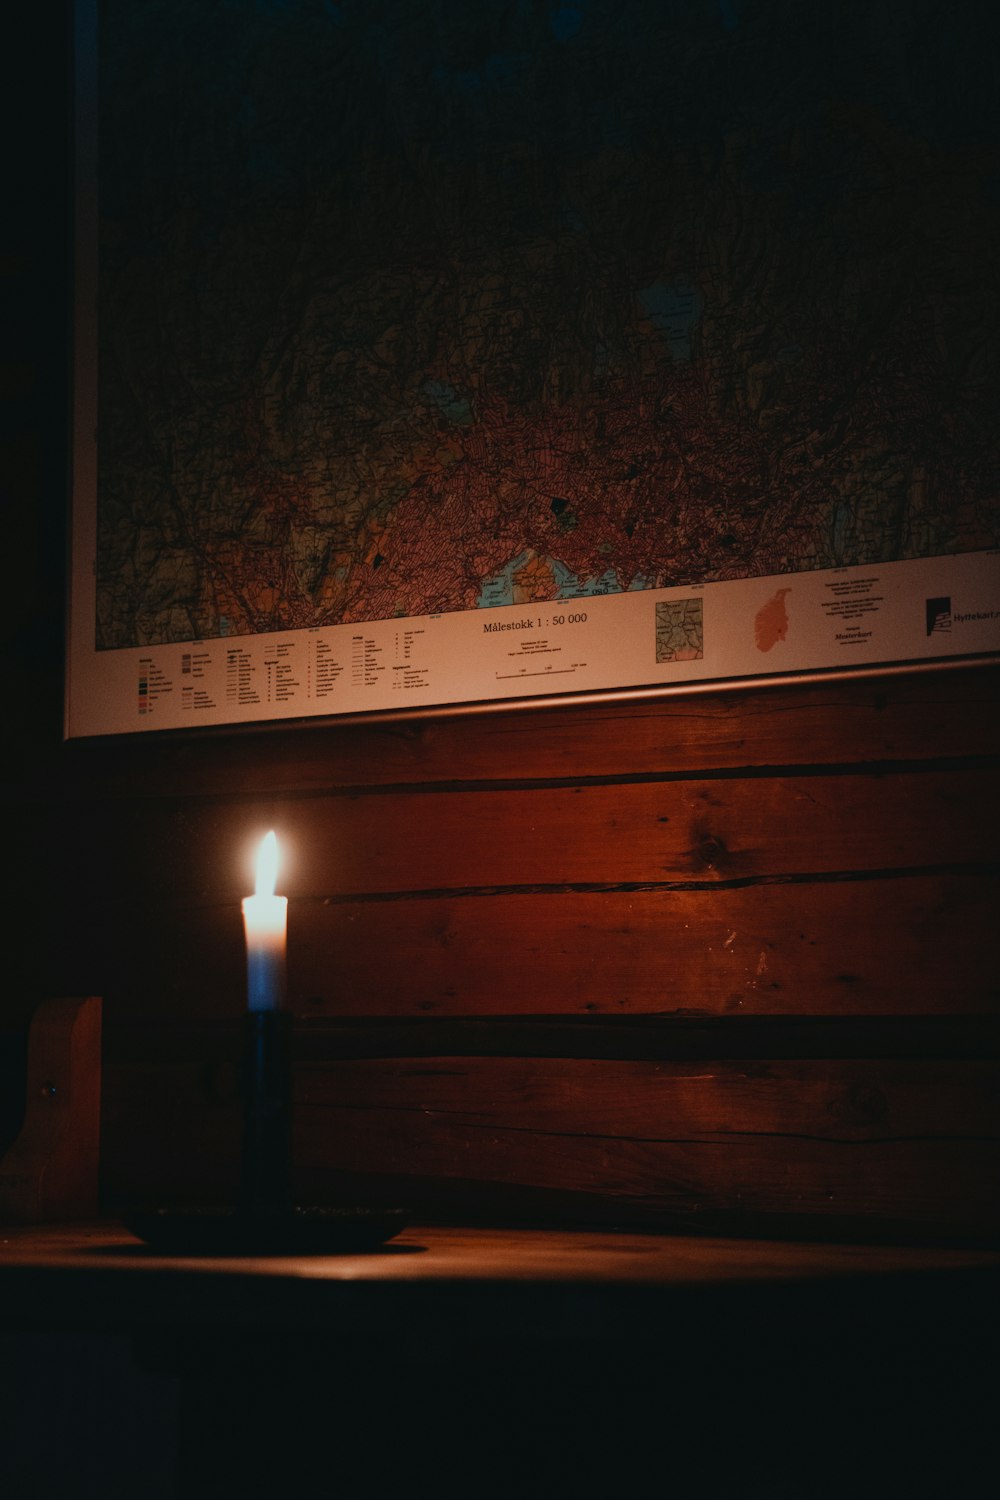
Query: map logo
925 597 952 636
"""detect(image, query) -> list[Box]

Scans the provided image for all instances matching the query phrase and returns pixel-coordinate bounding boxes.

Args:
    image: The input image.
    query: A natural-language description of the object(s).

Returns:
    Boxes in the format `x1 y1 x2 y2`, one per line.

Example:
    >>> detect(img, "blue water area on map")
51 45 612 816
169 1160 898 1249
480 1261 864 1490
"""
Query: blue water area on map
571 568 624 597
636 278 705 362
554 562 624 598
552 560 583 596
423 379 473 426
478 553 653 607
477 552 531 608
830 502 851 563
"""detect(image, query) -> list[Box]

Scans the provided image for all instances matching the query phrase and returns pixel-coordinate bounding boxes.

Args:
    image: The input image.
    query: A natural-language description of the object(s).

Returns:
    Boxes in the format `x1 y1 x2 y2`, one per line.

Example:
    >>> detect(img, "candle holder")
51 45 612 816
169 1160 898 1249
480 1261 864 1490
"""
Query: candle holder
125 1012 407 1256
241 1010 293 1215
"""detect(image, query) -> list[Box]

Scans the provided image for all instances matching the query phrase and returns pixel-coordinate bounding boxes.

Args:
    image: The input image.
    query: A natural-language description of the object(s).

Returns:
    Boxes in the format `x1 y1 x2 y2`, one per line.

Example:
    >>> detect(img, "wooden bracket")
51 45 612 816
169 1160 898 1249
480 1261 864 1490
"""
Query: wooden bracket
0 996 102 1223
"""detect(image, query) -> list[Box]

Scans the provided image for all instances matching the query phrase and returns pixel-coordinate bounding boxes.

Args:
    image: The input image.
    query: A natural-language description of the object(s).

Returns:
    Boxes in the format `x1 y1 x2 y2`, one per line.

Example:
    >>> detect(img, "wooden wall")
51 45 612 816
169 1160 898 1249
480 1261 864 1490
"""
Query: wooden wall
16 660 998 1243
2 4 996 1250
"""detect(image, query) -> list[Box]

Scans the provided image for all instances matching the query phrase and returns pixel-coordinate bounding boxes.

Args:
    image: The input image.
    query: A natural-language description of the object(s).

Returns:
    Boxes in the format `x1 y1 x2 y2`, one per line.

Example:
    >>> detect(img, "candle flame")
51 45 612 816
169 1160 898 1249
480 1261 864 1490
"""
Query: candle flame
255 830 280 897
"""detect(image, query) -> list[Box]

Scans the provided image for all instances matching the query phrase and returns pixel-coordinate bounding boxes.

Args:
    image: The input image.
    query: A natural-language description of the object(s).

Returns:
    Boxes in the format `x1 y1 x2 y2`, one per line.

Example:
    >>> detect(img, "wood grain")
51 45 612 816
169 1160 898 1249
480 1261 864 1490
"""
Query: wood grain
52 766 998 905
99 1051 1000 1237
77 870 998 1021
292 1054 1000 1235
20 664 999 1239
296 1054 1000 1140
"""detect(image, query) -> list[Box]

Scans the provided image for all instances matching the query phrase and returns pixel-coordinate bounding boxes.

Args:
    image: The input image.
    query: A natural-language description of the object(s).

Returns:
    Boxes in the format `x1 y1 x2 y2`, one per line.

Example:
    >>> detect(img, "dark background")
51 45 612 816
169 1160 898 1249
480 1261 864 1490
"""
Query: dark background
1 3 70 762
1 7 998 1497
1 4 73 1149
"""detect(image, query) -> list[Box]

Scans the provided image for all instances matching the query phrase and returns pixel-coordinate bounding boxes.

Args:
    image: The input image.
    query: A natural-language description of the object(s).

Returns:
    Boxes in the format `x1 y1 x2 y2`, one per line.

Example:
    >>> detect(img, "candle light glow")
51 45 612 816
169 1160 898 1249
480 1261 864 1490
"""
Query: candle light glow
242 831 288 1012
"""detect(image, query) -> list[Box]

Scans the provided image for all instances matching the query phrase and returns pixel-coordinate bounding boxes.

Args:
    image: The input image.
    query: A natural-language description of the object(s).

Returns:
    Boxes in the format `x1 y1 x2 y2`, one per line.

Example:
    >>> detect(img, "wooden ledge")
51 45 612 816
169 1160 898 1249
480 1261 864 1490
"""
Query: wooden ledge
1 1221 997 1344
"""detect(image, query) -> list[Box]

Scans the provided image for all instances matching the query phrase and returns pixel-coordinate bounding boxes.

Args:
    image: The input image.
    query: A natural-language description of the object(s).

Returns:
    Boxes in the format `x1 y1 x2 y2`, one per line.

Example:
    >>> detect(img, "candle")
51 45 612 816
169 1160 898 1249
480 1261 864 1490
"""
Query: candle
242 831 287 1012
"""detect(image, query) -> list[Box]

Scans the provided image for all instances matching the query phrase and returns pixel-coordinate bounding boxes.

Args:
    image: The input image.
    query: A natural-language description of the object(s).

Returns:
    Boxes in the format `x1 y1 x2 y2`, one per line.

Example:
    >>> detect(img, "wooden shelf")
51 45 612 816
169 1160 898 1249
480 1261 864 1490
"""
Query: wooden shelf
2 1220 998 1339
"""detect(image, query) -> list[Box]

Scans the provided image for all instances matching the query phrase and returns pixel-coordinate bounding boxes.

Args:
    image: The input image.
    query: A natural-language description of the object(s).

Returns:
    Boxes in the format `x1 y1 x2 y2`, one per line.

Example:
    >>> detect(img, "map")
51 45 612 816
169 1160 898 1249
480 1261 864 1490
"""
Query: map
68 0 1000 735
656 600 703 663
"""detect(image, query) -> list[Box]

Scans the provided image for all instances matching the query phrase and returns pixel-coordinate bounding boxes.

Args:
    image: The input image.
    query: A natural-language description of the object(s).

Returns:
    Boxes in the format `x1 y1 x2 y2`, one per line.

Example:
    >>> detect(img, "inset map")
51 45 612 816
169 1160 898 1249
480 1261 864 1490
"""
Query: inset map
655 599 703 663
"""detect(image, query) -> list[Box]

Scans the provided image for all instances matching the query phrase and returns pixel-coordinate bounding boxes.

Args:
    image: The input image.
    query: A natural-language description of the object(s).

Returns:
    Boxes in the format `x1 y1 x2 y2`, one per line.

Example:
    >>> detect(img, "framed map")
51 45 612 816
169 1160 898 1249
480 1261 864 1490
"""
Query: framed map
67 0 1000 737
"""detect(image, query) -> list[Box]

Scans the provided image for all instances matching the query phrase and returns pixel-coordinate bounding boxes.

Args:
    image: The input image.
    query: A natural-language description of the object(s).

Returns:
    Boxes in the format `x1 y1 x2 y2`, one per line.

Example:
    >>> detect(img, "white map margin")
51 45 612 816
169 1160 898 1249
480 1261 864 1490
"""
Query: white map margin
66 548 1000 738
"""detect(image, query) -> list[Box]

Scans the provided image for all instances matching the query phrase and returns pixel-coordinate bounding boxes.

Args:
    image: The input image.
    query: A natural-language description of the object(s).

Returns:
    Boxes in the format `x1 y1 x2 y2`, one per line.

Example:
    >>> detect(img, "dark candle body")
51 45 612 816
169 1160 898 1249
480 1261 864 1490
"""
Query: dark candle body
240 1010 292 1214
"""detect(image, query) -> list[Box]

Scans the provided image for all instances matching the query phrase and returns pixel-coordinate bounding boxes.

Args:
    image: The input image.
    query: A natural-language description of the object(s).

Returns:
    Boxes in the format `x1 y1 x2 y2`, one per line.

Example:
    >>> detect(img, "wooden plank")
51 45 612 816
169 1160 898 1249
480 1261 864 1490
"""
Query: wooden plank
41 765 1000 905
291 1056 1000 1235
4 1220 998 1282
99 1053 1000 1236
81 872 998 1020
295 1055 1000 1140
0 998 102 1223
288 873 998 1018
248 765 1000 891
298 886 996 1019
95 1011 1000 1222
55 662 1000 799
298 1131 1000 1237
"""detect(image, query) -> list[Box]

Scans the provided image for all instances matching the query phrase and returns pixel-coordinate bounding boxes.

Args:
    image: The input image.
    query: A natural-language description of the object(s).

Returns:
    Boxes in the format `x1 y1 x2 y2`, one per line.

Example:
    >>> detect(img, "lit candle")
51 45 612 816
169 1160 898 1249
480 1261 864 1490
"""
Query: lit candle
242 831 287 1012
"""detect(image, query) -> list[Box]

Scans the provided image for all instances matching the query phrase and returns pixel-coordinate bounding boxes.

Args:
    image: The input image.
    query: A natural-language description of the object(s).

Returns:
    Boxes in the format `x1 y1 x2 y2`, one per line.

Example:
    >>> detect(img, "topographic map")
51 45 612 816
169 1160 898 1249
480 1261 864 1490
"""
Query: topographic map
92 0 1000 660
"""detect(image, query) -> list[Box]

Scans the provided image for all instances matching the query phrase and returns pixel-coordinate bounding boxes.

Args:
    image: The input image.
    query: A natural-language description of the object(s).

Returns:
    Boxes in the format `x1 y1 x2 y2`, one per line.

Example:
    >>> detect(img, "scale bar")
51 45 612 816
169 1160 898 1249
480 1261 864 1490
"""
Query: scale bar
496 668 579 680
